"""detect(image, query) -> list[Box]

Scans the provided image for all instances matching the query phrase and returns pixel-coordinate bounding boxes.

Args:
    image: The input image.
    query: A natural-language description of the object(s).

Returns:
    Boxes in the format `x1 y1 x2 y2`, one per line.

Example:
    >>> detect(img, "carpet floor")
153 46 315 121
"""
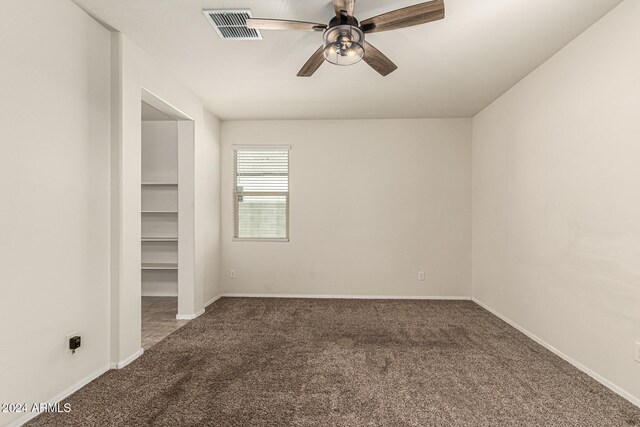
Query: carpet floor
29 298 640 426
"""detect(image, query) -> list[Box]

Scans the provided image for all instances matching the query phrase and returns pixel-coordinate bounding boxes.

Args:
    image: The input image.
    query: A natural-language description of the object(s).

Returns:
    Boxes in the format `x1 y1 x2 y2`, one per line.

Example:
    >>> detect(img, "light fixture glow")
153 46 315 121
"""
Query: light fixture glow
322 25 364 66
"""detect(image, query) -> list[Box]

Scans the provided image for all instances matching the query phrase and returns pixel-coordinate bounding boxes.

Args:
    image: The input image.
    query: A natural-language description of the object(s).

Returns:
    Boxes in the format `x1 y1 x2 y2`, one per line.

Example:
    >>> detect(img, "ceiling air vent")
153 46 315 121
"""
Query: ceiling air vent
203 9 262 40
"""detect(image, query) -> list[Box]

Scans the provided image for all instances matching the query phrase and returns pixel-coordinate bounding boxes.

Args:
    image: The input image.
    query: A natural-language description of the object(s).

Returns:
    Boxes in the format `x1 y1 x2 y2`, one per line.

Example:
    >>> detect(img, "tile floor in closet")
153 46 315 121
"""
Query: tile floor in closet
141 297 188 350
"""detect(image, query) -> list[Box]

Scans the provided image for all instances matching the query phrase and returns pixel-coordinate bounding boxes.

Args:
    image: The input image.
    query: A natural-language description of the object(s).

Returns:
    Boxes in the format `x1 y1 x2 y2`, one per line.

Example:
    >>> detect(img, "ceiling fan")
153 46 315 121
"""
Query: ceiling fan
246 0 445 77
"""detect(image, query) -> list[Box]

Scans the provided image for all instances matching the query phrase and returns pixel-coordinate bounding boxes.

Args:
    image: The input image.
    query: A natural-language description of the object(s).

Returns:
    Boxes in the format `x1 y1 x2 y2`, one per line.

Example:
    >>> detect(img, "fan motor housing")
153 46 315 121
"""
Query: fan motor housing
328 15 360 30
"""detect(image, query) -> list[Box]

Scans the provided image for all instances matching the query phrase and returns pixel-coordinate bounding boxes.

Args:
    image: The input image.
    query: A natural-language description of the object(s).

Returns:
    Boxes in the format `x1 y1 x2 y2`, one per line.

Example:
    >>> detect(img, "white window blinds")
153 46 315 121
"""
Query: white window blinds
233 146 289 240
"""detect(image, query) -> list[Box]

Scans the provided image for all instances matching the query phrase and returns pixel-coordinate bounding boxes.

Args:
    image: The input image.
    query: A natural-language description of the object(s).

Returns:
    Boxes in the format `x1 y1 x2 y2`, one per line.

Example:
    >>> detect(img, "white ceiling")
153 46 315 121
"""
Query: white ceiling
74 0 621 120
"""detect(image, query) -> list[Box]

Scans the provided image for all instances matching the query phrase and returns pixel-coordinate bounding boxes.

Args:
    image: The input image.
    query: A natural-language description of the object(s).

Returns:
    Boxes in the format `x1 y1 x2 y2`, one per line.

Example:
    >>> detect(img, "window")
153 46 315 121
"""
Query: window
233 145 290 241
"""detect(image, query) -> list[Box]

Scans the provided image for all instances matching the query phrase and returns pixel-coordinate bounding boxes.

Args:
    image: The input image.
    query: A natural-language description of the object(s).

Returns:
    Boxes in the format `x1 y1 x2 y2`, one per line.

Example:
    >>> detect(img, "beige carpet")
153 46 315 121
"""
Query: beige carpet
29 298 640 426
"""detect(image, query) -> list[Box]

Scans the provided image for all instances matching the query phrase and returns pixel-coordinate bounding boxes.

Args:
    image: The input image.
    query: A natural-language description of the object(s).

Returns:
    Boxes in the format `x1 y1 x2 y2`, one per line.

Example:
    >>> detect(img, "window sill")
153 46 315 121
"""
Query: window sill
232 238 289 243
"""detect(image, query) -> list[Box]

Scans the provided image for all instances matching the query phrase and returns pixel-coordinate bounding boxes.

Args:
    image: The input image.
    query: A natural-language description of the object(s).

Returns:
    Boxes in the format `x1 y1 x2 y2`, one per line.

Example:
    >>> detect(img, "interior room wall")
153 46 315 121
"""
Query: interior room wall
221 119 471 297
0 0 111 426
141 121 179 184
199 111 223 305
111 33 223 364
472 0 640 405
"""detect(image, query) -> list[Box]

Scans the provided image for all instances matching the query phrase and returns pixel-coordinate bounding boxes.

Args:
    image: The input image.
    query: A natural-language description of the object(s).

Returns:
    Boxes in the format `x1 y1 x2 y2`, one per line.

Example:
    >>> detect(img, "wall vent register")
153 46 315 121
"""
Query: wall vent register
203 9 262 40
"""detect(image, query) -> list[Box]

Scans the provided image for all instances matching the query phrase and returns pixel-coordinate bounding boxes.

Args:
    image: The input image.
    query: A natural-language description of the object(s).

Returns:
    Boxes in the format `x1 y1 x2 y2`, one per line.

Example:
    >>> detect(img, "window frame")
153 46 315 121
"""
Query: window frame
232 144 290 242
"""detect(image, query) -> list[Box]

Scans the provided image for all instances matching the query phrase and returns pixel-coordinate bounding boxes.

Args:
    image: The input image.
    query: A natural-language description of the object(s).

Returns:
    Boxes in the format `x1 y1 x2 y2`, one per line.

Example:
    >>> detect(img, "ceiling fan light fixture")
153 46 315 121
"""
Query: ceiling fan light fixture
250 0 446 76
322 25 364 66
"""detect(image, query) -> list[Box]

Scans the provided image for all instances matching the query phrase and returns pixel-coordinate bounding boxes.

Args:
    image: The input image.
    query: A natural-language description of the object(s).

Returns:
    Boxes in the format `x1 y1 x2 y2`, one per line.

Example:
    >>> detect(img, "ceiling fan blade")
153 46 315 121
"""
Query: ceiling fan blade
360 0 444 33
363 42 398 76
333 0 356 18
246 18 326 32
297 46 326 77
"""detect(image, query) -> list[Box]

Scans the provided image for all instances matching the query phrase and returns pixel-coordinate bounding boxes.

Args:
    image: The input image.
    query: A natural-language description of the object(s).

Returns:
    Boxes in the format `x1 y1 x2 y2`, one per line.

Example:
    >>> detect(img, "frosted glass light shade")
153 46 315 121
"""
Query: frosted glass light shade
323 25 365 66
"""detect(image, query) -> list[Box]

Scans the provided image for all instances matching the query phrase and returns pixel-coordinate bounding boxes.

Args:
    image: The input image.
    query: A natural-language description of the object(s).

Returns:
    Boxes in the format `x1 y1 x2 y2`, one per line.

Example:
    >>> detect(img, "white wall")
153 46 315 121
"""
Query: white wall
472 0 640 405
111 33 223 363
199 111 223 304
0 2 223 422
221 119 471 297
141 121 178 183
0 0 111 425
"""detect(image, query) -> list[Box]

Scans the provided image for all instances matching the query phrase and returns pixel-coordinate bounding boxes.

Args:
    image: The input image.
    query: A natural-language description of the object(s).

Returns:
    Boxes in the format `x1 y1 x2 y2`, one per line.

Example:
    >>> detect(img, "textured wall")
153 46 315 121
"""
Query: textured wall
472 0 640 404
221 119 471 298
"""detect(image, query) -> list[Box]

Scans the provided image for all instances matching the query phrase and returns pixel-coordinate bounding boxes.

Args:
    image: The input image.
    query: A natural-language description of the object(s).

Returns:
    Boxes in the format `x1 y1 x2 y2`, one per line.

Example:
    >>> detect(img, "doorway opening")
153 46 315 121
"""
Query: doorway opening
140 91 193 350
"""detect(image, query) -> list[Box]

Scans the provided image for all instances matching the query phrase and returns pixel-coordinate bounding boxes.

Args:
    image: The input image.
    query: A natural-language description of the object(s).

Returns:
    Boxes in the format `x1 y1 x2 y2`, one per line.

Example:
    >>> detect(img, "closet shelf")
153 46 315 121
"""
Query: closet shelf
141 237 178 242
142 263 178 270
141 210 178 214
141 182 178 186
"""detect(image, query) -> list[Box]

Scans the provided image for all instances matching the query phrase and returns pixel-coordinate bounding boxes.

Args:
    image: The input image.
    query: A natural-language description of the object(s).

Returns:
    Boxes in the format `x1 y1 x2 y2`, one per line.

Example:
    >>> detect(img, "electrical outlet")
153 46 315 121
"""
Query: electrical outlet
635 342 640 363
66 332 78 354
230 269 237 279
418 271 425 281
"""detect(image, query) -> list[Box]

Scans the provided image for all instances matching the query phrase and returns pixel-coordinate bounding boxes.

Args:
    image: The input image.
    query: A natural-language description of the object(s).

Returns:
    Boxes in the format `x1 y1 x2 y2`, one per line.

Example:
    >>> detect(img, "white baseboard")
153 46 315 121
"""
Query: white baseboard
8 364 110 427
204 294 222 308
472 297 640 408
221 293 471 300
110 348 144 369
173 296 221 321
176 308 205 320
